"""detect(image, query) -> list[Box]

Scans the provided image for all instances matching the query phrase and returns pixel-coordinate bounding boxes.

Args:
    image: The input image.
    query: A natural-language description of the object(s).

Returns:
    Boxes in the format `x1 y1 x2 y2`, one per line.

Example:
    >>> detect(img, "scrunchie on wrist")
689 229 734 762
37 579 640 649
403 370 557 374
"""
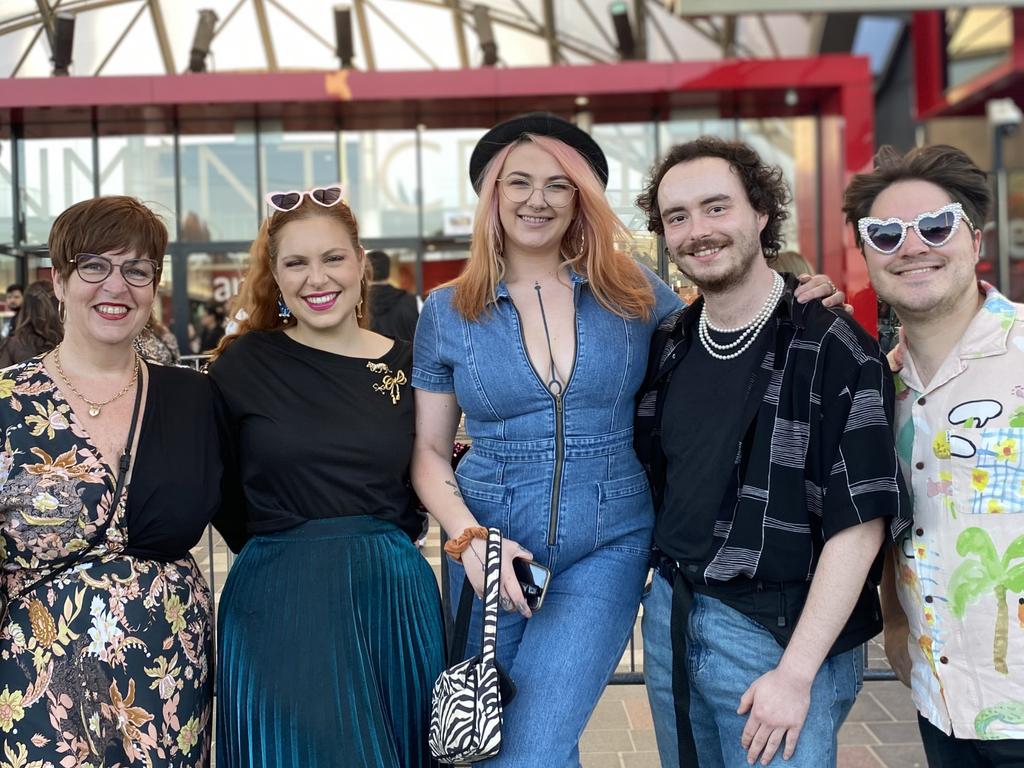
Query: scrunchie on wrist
444 526 488 563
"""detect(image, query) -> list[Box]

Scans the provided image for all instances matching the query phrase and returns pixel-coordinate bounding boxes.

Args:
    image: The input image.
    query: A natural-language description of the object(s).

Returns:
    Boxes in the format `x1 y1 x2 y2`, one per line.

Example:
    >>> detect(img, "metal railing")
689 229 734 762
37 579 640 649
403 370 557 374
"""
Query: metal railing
181 351 894 686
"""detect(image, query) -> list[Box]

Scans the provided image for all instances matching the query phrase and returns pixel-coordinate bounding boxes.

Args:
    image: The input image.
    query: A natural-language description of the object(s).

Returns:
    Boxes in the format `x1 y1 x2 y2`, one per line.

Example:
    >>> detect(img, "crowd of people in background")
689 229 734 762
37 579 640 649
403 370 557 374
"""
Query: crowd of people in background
0 112 1020 768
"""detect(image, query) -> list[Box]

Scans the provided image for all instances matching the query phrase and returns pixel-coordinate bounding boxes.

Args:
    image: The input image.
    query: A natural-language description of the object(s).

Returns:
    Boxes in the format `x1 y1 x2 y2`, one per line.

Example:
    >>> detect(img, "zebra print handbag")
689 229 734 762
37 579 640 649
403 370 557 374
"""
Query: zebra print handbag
429 527 504 763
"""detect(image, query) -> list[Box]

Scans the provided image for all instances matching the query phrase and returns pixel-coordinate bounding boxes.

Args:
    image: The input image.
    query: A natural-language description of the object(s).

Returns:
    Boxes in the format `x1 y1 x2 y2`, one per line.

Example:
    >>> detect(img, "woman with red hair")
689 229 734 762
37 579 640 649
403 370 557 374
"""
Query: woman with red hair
208 188 443 768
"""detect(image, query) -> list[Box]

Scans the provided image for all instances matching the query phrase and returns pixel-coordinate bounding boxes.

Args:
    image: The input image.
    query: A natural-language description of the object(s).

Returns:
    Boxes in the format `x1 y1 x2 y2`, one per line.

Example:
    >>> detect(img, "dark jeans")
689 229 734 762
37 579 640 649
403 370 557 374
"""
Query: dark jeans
919 714 1024 767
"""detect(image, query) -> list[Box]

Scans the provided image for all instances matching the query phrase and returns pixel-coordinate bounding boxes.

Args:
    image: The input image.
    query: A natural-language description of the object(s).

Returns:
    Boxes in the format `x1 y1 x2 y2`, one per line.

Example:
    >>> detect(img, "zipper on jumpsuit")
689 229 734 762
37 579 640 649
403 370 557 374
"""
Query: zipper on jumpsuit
508 283 580 547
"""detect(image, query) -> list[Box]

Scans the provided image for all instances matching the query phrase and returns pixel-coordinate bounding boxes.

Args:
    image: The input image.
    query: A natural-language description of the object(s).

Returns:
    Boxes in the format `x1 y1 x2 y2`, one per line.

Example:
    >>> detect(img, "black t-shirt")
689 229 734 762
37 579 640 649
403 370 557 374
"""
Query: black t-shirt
208 330 423 548
655 322 771 566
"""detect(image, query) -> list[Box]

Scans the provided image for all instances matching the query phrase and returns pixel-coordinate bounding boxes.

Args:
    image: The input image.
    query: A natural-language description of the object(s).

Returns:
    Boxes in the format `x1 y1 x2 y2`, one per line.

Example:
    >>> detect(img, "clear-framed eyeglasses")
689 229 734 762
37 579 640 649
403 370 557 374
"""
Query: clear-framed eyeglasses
69 254 160 287
496 176 577 208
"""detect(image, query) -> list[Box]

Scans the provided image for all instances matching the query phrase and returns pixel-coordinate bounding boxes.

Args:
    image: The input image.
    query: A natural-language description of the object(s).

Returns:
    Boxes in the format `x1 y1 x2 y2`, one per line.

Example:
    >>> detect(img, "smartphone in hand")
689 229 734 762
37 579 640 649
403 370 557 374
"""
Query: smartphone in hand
513 557 551 612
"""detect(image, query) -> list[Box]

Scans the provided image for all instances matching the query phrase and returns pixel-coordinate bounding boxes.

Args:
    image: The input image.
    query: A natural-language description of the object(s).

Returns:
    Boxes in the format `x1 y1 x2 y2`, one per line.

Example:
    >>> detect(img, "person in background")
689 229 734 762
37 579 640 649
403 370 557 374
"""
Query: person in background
209 185 444 768
367 249 419 342
134 312 181 366
845 144 1024 767
197 301 225 353
0 280 62 367
2 283 24 338
0 196 223 766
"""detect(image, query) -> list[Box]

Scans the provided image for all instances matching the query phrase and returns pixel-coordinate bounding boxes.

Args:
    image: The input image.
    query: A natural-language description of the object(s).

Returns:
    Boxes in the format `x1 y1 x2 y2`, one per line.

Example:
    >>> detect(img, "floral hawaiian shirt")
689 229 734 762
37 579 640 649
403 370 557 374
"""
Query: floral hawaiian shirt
891 281 1024 740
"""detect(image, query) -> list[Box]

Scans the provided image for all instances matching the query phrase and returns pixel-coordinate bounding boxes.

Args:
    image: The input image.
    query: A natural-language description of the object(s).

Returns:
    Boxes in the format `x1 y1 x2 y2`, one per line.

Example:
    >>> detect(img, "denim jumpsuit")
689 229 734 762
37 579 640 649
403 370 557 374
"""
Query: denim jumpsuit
413 266 681 767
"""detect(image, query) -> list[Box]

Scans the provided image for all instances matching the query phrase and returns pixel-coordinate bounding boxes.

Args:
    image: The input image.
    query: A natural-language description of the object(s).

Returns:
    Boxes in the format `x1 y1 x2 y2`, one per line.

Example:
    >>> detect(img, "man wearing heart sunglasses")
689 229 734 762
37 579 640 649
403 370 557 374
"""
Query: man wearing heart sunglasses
844 144 1024 767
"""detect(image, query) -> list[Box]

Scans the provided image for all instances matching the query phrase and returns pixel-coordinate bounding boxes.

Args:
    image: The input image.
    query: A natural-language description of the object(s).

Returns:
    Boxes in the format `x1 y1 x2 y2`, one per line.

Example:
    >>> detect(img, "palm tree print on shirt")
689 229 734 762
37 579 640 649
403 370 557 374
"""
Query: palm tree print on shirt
949 528 1024 675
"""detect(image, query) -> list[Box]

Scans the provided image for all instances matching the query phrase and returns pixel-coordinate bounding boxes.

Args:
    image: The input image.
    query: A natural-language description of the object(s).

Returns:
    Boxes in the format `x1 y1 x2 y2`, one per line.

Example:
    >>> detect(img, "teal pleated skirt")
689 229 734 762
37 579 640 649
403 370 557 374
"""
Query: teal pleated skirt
215 516 445 768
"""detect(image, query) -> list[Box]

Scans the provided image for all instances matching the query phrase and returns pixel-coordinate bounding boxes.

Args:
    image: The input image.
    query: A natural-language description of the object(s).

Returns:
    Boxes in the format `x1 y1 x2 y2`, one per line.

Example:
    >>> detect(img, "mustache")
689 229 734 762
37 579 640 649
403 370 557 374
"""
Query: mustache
669 238 732 259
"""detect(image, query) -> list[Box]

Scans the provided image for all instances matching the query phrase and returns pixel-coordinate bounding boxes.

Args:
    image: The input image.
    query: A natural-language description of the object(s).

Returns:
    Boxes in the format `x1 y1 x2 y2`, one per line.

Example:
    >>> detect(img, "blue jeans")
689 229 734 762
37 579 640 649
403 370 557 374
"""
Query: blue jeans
452 544 649 767
641 571 680 768
686 593 863 768
919 714 1024 767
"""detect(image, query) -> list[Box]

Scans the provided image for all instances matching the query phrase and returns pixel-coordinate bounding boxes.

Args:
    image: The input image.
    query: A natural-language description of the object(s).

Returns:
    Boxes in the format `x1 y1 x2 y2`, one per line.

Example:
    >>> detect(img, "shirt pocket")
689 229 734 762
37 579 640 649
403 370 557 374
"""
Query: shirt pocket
943 427 1024 515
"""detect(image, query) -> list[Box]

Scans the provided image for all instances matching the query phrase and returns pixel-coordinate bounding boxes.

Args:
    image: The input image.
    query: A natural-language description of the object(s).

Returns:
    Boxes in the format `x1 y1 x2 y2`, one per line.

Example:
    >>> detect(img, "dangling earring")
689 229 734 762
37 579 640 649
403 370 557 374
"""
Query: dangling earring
356 298 364 320
277 296 291 320
58 299 66 324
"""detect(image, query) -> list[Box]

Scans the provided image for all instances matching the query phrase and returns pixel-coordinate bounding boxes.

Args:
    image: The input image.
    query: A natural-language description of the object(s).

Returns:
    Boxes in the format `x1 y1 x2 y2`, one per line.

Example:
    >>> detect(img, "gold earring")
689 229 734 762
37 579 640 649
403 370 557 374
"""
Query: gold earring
58 299 66 324
356 298 364 319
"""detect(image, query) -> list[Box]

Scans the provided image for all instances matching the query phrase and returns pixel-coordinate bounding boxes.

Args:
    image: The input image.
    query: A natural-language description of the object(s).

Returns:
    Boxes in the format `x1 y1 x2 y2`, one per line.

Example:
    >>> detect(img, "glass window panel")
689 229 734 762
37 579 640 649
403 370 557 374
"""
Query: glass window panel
98 135 177 239
260 127 339 202
20 137 95 245
592 121 657 233
179 126 257 242
186 250 248 353
0 137 12 245
0 257 20 332
341 130 419 239
419 128 480 239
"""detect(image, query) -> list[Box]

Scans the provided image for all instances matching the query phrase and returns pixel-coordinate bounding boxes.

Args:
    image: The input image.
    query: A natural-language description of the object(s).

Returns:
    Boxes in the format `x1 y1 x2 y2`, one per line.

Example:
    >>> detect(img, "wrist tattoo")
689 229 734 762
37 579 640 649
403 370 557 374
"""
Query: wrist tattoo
444 479 462 498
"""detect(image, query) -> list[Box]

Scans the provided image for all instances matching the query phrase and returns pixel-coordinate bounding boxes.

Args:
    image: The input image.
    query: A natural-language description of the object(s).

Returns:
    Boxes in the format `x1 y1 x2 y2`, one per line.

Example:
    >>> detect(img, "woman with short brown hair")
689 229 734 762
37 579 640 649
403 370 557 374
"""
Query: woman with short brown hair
0 196 223 767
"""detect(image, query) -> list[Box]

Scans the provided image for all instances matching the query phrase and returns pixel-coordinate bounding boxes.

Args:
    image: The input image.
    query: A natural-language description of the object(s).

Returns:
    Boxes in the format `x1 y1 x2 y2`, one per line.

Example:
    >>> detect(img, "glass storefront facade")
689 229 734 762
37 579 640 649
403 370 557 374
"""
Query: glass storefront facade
1 115 826 347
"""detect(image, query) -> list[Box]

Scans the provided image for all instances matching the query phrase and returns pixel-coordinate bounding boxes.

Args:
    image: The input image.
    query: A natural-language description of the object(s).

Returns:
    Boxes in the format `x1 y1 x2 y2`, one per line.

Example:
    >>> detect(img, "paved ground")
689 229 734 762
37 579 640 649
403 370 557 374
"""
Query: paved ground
195 524 927 768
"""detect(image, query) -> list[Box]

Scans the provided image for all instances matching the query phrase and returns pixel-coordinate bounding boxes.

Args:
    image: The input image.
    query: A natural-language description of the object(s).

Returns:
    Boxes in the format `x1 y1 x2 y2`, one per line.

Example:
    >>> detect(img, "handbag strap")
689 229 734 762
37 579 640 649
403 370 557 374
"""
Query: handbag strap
479 527 501 665
11 369 145 600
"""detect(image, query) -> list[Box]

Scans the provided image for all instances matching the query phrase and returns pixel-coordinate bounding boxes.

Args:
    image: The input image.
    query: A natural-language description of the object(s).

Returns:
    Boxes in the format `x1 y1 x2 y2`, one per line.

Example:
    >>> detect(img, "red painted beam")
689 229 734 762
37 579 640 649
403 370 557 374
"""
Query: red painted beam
0 56 872 110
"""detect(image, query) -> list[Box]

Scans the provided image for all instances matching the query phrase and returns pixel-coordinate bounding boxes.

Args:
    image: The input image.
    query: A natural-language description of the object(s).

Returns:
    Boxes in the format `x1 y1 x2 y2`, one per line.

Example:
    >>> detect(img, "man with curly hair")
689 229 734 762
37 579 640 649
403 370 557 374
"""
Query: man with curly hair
634 137 910 767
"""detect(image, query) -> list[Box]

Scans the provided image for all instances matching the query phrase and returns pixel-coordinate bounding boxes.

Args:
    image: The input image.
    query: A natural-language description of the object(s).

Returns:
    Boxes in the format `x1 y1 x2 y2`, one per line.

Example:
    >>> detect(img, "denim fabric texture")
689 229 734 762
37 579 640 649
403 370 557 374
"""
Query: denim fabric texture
413 266 682 766
641 571 680 768
685 593 863 768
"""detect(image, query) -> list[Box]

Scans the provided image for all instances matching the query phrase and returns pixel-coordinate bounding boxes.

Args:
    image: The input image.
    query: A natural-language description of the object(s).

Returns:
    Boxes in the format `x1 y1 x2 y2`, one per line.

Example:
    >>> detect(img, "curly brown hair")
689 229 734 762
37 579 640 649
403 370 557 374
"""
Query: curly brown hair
636 136 790 260
842 144 991 250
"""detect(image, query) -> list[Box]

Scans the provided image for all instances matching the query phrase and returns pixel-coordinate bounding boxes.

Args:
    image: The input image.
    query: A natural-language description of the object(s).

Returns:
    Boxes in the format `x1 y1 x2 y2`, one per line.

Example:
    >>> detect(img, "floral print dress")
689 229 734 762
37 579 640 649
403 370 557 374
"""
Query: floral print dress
0 359 218 768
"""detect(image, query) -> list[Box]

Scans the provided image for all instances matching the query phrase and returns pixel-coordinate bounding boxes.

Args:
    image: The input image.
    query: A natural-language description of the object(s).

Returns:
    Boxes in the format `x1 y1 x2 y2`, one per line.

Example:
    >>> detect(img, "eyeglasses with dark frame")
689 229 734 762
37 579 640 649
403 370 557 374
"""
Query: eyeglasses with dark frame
857 202 975 255
496 176 577 208
69 254 161 287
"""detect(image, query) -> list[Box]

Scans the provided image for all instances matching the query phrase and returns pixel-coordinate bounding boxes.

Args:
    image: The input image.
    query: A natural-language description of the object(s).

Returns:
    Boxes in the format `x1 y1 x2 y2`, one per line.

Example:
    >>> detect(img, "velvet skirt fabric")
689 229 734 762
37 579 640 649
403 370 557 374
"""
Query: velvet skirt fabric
215 516 445 768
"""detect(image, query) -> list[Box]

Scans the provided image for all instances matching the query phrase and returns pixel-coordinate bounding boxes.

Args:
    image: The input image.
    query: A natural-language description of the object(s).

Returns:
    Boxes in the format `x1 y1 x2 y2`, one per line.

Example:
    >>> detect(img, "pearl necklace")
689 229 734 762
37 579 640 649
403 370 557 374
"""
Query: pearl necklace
698 271 784 361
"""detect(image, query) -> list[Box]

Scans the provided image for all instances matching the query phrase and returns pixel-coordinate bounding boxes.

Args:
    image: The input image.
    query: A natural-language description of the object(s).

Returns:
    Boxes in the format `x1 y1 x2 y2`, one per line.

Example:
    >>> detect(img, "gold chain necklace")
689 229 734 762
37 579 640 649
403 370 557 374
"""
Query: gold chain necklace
53 344 140 417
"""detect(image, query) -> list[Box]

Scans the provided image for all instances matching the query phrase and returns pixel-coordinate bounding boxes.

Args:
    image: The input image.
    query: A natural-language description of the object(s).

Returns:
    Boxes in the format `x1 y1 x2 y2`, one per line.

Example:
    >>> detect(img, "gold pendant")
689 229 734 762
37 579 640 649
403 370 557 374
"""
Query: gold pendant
88 405 101 417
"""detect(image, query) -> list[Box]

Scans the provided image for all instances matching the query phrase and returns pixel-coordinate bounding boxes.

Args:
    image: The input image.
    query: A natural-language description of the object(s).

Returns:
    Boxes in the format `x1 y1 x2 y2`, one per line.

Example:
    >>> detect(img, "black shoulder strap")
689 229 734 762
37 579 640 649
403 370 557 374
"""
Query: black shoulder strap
448 578 475 663
12 367 145 599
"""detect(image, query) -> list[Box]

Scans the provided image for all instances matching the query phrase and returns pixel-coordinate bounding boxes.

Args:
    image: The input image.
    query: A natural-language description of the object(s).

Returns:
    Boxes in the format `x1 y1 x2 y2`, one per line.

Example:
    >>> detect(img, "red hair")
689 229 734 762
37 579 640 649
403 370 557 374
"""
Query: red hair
212 198 370 358
449 134 654 321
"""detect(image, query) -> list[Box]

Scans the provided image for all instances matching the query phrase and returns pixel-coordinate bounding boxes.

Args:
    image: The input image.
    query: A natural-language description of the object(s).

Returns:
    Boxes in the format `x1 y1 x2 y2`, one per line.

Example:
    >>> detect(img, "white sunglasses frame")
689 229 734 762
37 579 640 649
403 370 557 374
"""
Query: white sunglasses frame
857 202 974 255
264 184 347 213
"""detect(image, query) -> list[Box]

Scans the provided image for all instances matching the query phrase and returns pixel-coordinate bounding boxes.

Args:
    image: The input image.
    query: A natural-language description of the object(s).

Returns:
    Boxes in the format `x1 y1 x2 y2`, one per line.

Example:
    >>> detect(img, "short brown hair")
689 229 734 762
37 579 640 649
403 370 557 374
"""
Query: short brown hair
48 196 168 282
843 145 991 250
636 136 791 260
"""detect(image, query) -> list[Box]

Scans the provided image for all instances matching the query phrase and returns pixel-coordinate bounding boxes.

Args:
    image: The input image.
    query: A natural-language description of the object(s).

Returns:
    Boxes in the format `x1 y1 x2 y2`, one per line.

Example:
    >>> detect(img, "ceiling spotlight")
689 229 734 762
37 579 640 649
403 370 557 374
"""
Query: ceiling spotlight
610 2 636 61
51 13 75 76
189 9 218 73
334 5 355 68
784 88 798 107
473 4 499 67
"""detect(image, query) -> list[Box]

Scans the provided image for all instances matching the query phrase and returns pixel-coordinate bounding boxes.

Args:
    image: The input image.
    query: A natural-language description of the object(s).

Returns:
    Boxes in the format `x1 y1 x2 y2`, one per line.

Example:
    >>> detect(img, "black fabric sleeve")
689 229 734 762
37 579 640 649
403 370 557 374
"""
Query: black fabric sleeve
208 371 250 554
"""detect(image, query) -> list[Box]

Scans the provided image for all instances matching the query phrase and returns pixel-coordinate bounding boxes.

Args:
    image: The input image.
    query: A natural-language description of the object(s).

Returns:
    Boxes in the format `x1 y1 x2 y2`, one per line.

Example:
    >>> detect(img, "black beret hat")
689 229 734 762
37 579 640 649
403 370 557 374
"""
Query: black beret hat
469 112 609 194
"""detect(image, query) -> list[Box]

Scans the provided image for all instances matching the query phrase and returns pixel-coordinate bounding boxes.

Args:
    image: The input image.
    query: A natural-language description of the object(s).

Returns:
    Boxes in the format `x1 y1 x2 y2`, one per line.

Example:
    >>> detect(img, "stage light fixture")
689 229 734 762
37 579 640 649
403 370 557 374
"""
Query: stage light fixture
473 4 499 67
610 2 636 60
334 5 355 68
189 9 218 73
51 13 75 76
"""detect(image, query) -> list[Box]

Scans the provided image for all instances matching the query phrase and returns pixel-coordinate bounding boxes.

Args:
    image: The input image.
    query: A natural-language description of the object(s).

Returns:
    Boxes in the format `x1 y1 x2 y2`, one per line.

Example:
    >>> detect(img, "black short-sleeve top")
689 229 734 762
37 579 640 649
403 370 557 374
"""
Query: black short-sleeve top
207 330 422 543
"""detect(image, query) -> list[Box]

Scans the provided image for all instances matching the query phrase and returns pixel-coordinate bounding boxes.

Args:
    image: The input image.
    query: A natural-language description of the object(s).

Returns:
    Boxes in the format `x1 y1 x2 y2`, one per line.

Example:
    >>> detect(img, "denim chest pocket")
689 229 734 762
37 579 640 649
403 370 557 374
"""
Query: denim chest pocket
454 473 513 532
941 427 1024 516
595 471 654 556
